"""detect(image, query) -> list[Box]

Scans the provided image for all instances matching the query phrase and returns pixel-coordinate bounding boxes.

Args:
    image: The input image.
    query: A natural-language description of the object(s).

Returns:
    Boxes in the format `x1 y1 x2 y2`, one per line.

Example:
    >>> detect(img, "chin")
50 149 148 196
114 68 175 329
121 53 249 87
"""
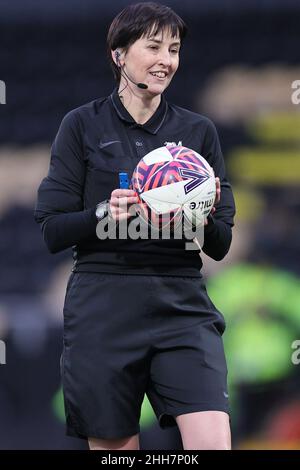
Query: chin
147 83 169 96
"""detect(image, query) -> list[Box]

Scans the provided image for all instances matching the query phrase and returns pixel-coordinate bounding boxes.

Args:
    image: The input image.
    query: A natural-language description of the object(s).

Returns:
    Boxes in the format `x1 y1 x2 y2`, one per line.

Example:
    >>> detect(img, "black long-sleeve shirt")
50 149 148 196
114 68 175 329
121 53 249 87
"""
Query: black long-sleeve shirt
34 88 235 276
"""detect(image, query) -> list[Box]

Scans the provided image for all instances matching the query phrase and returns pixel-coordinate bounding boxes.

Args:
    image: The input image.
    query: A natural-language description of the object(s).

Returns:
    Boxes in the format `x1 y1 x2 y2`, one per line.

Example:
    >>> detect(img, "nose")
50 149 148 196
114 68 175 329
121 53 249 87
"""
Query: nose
158 48 172 67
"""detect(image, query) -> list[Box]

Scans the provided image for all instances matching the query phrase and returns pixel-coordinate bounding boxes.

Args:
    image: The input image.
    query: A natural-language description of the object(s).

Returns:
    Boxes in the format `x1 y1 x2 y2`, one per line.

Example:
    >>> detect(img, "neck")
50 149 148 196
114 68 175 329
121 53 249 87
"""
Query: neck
118 83 161 125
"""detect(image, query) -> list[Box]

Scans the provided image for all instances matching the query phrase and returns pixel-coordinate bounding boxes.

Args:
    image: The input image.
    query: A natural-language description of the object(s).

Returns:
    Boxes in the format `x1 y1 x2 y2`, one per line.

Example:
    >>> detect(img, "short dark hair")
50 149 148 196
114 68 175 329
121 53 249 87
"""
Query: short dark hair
107 2 187 82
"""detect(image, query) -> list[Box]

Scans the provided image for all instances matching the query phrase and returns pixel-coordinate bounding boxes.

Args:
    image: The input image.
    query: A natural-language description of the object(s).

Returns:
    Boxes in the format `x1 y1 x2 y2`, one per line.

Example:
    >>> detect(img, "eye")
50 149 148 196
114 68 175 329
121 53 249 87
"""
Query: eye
170 49 179 54
149 45 159 50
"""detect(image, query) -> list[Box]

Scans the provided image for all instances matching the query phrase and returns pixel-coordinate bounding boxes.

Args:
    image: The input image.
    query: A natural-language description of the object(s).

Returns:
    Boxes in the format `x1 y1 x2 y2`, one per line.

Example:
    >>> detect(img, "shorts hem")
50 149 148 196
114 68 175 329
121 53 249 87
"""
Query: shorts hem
66 424 140 441
158 404 230 429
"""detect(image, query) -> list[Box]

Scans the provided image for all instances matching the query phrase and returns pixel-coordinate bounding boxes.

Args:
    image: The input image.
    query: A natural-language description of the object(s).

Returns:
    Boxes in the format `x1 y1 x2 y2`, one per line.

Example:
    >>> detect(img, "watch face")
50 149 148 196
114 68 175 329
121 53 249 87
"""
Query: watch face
96 203 108 221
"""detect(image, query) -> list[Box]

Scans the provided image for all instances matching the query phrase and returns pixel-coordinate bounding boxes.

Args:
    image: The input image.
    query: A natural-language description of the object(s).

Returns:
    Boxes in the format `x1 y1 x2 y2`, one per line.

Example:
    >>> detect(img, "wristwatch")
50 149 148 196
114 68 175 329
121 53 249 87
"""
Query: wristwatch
95 200 112 222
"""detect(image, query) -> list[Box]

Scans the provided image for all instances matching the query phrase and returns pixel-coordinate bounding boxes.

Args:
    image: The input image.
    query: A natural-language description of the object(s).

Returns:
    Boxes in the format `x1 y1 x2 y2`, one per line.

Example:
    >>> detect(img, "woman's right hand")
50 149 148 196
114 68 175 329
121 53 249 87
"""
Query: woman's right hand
109 189 139 222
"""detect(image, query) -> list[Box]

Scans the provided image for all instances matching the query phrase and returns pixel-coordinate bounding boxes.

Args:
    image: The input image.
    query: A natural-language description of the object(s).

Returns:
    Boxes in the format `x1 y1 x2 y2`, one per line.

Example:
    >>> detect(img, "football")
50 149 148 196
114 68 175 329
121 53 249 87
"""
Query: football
131 145 216 230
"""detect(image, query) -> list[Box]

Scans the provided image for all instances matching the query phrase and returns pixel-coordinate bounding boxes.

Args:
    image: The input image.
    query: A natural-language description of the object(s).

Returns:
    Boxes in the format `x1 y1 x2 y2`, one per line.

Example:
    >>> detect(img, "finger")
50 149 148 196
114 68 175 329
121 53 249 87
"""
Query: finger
111 203 138 215
116 212 132 222
111 189 137 198
215 177 221 204
110 206 128 216
111 196 139 208
109 208 131 222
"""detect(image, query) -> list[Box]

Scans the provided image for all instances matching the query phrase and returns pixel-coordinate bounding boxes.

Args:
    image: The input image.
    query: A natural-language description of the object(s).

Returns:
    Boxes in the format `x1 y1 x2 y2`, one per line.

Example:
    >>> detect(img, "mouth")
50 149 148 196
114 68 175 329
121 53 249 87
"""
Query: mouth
149 71 168 80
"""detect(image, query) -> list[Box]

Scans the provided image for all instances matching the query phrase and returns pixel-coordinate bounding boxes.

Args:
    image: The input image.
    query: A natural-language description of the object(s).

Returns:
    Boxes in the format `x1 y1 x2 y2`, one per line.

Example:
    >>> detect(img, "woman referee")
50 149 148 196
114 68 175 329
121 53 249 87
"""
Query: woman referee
35 2 235 450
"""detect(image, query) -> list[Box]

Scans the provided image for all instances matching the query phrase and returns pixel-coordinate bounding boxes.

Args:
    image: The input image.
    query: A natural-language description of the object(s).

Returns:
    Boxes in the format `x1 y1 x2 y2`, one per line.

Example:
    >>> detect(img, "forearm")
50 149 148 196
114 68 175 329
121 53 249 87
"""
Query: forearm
202 216 233 261
35 208 97 254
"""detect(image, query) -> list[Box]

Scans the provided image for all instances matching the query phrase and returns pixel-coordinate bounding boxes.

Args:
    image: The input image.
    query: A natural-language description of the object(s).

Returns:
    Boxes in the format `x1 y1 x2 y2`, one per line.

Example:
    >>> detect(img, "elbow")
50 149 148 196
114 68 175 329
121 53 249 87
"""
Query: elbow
41 222 64 254
37 213 74 254
46 242 61 255
214 233 233 260
43 233 62 254
214 235 233 261
210 246 230 261
204 231 232 261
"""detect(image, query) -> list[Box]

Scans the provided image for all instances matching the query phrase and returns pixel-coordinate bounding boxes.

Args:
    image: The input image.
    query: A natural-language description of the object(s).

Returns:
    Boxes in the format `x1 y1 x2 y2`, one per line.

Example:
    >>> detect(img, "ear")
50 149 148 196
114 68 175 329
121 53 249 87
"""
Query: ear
111 49 123 67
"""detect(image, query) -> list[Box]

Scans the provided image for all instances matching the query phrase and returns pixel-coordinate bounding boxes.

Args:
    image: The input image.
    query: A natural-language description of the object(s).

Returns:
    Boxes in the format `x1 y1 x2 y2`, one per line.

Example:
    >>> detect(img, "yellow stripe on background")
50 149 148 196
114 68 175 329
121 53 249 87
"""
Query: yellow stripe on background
228 149 300 184
231 186 265 221
248 112 300 144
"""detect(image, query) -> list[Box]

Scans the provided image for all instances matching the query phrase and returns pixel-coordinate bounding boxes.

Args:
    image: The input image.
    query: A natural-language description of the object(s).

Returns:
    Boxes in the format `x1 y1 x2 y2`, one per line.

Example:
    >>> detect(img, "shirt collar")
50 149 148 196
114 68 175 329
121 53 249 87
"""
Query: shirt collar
109 87 168 135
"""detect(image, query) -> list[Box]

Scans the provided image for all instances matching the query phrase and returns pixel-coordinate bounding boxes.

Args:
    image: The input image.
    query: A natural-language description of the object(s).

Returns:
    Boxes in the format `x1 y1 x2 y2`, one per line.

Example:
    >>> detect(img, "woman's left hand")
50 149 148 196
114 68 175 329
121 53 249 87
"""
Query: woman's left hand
204 177 220 225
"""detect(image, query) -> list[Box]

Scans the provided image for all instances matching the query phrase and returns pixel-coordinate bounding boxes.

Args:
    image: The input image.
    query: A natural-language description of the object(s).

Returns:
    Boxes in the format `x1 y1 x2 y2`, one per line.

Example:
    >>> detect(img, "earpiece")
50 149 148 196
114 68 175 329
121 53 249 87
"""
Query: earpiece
114 49 148 90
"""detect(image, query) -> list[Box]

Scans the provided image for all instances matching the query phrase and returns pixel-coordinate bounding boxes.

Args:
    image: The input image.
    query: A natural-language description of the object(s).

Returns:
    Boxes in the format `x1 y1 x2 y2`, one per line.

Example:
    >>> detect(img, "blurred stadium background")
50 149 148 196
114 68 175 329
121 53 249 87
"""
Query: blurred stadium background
1 0 300 450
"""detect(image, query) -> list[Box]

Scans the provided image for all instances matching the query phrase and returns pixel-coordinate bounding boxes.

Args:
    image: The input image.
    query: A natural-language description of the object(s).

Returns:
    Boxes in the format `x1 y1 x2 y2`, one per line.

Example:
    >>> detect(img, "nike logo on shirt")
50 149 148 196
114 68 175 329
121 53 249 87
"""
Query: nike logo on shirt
98 140 121 149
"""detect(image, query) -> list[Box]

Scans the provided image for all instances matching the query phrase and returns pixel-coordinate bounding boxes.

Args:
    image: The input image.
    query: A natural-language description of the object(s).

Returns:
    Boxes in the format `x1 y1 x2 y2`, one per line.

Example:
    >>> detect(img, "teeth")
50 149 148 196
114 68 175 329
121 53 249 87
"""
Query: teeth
150 72 166 78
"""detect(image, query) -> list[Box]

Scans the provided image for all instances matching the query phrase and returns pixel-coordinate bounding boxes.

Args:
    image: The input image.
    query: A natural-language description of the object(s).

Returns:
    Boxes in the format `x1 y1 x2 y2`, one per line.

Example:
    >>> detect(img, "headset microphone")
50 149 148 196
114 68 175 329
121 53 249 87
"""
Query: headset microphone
115 50 148 90
121 68 148 89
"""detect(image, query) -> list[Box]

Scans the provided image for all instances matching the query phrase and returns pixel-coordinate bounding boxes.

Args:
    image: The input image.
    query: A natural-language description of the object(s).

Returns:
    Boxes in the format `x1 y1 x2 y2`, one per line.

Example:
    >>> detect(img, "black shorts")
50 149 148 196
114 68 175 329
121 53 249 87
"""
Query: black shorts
61 272 229 440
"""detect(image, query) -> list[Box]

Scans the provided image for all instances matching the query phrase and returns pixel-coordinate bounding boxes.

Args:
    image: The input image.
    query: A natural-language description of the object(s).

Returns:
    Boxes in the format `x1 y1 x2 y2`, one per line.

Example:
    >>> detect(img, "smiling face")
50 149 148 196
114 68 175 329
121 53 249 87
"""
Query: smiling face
117 27 181 96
